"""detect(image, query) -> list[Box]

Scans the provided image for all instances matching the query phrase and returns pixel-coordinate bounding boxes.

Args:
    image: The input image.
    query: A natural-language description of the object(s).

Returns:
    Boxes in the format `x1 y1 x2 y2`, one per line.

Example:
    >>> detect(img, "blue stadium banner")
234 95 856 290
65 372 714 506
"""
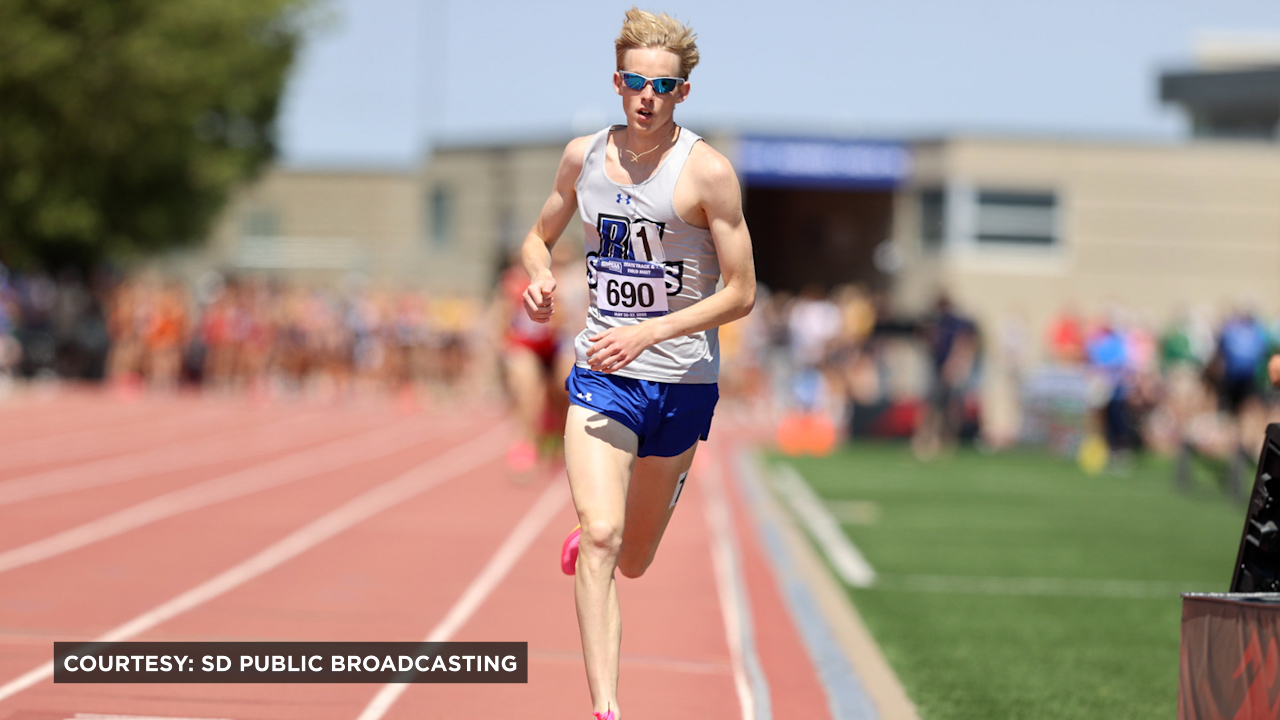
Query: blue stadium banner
737 137 911 190
54 641 527 683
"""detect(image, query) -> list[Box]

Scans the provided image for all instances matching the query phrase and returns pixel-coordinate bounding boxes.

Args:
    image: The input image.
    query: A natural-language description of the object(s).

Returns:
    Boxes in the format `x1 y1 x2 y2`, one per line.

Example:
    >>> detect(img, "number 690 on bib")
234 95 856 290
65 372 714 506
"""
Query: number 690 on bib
595 259 670 318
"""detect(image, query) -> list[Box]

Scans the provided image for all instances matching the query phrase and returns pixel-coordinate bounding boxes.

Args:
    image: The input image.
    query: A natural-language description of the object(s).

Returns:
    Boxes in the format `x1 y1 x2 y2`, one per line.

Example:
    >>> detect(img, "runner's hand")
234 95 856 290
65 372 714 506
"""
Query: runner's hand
523 276 556 323
586 324 655 373
1269 353 1280 387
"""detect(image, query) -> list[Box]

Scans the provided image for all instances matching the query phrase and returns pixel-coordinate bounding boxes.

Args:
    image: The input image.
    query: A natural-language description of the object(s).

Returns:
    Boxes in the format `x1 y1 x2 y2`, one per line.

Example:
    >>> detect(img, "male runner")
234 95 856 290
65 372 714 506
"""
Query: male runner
520 8 756 719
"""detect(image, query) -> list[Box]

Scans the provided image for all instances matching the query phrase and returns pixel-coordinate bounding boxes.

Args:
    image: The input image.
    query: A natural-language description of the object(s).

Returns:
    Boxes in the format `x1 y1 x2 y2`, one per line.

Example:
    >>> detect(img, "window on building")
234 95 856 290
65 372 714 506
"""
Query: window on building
240 207 279 238
919 188 946 251
975 191 1057 246
428 186 453 248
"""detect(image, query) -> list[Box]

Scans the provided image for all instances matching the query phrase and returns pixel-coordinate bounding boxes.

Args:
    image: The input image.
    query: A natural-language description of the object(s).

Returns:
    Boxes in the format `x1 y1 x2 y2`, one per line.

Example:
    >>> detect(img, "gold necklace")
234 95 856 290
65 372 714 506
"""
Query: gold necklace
624 142 663 163
622 128 678 163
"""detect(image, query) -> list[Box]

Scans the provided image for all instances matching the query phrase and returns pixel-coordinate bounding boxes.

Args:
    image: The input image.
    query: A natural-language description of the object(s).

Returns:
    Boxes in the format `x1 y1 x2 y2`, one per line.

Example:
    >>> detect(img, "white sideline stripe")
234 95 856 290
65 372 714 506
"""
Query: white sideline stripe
878 574 1217 599
773 464 876 588
354 478 570 720
0 412 330 506
738 453 889 720
0 415 454 574
0 425 508 704
703 450 770 720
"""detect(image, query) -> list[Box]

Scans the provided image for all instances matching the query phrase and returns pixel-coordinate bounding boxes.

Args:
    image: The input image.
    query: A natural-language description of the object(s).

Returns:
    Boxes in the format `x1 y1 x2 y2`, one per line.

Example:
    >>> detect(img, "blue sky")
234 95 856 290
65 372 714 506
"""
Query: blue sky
275 0 1280 167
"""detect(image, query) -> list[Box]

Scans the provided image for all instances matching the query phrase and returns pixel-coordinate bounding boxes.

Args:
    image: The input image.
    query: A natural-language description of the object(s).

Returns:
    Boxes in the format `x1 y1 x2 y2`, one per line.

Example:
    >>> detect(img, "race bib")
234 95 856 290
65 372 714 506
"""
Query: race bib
596 258 669 318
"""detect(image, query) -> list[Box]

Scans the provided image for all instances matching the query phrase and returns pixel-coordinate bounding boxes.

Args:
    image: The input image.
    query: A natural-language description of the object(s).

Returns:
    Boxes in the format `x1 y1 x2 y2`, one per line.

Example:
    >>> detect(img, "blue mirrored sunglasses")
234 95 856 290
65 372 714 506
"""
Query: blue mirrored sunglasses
620 71 684 94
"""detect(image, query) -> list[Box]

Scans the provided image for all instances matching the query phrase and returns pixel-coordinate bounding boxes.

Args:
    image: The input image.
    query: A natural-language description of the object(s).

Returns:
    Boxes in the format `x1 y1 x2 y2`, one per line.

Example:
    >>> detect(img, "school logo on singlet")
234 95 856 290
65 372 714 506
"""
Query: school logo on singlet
597 214 635 260
597 213 666 262
589 214 684 296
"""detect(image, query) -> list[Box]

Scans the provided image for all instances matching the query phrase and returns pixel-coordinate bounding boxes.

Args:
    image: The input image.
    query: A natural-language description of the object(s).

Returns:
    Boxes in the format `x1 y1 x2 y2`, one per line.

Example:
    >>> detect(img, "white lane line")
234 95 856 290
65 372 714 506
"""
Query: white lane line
703 448 771 720
0 414 465 574
355 477 571 720
0 405 230 471
0 397 151 435
0 424 509 704
773 464 876 588
877 574 1217 599
0 412 336 506
68 715 235 720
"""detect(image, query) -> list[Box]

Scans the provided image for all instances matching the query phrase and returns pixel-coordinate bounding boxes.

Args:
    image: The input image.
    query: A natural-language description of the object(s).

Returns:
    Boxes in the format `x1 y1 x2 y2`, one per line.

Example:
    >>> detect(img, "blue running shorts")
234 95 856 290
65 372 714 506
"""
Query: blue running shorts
565 365 719 458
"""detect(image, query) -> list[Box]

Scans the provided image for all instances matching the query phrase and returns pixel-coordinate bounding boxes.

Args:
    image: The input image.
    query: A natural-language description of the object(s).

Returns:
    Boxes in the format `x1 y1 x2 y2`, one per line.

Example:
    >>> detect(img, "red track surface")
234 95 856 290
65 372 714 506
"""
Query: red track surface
0 388 833 720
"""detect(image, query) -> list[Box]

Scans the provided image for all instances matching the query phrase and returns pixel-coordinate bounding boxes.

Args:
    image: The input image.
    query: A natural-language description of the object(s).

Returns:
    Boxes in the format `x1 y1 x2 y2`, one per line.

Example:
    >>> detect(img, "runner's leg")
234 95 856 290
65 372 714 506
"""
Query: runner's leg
564 403 637 716
617 442 698 578
503 345 547 470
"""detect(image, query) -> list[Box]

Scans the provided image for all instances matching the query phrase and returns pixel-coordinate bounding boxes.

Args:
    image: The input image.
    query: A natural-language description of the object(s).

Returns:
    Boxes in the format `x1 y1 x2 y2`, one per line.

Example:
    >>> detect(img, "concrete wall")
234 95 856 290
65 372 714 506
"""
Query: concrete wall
162 139 588 298
161 167 422 288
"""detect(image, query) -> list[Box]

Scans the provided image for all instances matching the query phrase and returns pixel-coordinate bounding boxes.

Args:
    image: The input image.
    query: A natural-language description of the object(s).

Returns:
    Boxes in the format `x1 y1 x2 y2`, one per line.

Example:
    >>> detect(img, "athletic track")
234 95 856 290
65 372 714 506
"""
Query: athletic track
0 386 901 720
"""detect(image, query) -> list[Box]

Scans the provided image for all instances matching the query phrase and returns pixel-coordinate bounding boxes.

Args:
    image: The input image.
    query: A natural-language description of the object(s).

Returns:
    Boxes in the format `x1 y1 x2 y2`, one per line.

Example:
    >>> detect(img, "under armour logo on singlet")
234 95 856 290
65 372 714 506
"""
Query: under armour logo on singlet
616 193 632 205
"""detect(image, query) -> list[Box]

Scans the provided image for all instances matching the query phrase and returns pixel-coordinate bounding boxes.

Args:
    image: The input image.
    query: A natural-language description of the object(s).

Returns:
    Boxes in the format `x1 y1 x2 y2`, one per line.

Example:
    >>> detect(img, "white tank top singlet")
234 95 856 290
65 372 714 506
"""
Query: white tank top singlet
573 125 720 384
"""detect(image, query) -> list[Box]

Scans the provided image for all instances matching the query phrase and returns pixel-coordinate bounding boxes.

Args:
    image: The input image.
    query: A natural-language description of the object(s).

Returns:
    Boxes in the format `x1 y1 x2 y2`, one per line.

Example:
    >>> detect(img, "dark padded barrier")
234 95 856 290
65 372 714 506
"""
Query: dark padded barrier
1232 424 1280 593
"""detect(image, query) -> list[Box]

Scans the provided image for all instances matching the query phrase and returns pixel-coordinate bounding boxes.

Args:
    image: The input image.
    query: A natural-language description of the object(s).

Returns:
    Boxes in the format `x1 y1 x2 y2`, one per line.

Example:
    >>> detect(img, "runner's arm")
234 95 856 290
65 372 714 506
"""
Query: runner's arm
587 145 757 371
522 136 590 323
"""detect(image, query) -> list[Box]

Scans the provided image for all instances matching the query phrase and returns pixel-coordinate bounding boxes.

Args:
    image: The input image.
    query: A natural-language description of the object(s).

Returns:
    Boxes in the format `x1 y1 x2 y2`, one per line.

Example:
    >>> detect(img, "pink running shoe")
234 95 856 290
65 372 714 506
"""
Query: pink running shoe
561 525 582 575
593 712 616 720
506 441 537 473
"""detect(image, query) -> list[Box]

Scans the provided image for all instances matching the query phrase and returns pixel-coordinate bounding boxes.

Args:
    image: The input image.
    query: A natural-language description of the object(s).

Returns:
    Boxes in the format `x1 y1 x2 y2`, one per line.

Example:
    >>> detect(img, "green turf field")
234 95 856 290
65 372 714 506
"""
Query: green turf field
773 444 1246 720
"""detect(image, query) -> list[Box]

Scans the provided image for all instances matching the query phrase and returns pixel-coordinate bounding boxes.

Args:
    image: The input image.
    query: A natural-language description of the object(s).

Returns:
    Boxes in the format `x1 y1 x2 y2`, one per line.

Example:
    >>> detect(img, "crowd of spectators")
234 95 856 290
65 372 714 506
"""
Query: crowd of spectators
734 283 1280 473
721 282 979 456
1040 302 1280 484
0 267 490 404
4 262 1278 481
0 266 111 386
0 267 930 441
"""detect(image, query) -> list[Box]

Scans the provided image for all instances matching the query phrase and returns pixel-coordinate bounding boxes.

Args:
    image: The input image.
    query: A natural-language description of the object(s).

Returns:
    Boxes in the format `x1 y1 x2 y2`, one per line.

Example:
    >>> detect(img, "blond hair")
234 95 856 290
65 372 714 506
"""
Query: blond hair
615 7 699 80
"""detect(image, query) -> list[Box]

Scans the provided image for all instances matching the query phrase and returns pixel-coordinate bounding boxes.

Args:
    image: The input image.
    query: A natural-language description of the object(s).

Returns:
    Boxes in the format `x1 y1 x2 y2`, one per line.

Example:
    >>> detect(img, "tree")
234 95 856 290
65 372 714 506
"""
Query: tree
0 0 317 269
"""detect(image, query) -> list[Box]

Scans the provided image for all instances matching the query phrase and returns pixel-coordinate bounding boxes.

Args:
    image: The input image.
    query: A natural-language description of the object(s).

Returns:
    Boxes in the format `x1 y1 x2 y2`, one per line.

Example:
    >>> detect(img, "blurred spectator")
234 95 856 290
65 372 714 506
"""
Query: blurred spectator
826 284 877 414
786 284 841 412
1153 308 1212 455
1086 315 1140 464
787 285 841 372
1209 306 1274 495
0 265 20 385
986 312 1030 450
1213 308 1270 419
1046 303 1087 365
912 293 978 460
